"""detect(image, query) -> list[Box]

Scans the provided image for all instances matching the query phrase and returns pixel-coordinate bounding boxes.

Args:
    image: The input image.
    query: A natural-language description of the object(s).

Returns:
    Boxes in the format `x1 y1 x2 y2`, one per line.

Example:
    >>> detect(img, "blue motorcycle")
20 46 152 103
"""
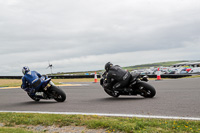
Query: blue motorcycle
27 77 66 102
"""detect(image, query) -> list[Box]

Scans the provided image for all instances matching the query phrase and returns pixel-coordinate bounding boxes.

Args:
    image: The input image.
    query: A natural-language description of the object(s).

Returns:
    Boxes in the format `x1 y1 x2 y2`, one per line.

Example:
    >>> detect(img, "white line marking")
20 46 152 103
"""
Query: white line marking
0 111 199 121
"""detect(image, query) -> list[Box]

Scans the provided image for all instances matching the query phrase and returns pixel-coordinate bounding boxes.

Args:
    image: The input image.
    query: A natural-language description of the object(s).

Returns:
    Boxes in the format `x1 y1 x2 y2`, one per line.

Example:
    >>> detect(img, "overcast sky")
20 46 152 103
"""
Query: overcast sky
0 0 200 75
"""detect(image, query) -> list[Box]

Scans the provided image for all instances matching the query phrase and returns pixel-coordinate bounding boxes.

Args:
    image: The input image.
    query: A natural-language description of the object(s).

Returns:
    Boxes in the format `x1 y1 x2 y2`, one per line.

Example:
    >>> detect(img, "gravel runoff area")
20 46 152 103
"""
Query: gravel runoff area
0 123 119 133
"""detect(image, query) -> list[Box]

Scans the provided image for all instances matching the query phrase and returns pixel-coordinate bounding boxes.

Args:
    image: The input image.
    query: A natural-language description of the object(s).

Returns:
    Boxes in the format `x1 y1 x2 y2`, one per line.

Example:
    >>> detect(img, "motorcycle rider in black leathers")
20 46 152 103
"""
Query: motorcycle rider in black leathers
104 62 131 91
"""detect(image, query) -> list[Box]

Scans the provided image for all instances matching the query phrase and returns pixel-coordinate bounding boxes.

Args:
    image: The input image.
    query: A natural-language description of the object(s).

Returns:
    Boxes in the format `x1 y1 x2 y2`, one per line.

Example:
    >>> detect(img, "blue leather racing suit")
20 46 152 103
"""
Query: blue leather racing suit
21 71 43 95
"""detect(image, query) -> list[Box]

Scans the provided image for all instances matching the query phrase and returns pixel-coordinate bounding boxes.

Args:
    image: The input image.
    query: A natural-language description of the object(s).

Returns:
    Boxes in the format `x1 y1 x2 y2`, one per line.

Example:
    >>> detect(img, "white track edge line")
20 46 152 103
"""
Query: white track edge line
0 111 199 120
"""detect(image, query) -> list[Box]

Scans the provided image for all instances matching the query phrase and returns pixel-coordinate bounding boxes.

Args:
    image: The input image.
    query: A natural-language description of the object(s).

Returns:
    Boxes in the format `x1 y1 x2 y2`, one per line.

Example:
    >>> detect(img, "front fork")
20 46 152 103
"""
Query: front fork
49 81 55 86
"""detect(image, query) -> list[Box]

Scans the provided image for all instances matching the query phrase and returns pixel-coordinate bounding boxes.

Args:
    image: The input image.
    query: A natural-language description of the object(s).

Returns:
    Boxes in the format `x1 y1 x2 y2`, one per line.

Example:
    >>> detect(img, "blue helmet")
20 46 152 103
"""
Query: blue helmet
22 66 30 75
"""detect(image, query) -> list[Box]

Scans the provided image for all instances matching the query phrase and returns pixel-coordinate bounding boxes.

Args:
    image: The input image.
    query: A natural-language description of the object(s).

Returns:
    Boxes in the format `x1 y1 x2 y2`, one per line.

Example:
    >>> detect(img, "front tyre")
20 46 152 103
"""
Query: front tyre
49 86 66 102
137 81 156 98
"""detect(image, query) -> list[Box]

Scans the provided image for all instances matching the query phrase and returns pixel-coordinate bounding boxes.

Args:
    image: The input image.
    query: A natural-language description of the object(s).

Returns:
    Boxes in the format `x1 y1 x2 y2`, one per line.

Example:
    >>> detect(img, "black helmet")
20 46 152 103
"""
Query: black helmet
105 62 113 72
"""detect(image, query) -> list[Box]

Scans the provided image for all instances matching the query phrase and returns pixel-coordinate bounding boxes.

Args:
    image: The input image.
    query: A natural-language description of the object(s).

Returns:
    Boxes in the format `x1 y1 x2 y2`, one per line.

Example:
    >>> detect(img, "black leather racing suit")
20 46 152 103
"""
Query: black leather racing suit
106 65 131 90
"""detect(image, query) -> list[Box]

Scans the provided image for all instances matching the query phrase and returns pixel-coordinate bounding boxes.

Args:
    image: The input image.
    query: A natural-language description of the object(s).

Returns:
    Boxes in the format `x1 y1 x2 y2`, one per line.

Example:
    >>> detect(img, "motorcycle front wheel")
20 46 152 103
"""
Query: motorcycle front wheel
49 86 66 102
136 81 156 98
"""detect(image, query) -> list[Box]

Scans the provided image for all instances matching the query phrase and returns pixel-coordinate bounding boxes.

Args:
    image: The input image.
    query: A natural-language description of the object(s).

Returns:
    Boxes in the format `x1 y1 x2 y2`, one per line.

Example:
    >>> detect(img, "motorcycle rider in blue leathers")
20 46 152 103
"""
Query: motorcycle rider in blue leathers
21 66 44 96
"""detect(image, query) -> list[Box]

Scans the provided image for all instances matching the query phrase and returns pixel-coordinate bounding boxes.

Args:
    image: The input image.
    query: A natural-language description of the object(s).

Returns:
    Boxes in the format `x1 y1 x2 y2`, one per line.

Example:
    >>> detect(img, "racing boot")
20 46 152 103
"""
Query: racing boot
35 92 47 99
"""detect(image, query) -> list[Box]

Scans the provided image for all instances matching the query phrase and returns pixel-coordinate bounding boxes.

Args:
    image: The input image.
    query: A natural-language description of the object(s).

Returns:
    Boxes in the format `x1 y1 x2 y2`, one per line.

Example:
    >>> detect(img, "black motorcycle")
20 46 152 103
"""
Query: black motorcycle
26 78 66 102
100 71 156 98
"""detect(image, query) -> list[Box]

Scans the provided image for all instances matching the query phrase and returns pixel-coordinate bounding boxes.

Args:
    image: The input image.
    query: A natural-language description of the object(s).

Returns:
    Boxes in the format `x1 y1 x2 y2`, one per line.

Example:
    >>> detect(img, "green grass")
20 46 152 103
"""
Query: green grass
184 75 200 78
123 61 188 71
0 127 33 133
0 79 22 87
0 78 97 87
0 113 199 133
53 70 103 75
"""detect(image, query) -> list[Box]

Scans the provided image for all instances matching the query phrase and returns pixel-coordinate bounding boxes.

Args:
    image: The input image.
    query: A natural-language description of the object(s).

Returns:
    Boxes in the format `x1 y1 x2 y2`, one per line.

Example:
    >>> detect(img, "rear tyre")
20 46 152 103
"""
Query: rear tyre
137 81 156 98
49 86 66 102
27 93 40 102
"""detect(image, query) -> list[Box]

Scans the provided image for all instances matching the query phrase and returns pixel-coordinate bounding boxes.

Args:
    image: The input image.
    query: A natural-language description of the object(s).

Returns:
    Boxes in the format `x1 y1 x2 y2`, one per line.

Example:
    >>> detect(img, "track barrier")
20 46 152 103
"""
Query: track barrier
0 74 192 79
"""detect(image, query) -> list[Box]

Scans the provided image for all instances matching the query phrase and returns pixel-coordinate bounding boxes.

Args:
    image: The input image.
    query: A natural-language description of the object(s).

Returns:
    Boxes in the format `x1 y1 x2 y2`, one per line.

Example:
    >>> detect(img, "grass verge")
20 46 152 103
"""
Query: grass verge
0 78 96 87
0 79 22 87
183 75 200 78
0 113 200 133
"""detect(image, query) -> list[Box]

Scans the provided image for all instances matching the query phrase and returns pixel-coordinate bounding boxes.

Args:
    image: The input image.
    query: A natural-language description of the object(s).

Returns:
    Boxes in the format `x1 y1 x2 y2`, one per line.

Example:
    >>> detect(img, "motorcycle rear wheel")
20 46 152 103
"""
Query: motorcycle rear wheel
136 81 156 98
49 86 66 102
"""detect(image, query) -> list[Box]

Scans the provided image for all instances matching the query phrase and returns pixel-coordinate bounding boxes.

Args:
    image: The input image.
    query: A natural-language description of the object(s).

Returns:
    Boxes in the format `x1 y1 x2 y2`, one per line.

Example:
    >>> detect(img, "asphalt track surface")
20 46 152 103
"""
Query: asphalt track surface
0 78 200 119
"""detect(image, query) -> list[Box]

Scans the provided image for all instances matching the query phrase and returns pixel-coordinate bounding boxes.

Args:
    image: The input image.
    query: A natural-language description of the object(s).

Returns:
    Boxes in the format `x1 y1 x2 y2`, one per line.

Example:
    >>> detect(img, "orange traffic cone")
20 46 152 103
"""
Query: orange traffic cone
94 72 98 83
156 68 162 81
